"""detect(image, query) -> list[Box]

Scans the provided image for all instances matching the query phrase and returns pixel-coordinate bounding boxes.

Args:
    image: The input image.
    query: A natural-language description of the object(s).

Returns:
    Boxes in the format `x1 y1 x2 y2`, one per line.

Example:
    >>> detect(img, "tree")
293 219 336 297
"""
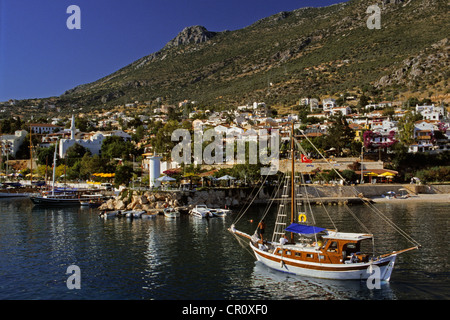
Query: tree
341 169 358 183
36 145 58 166
150 120 185 160
325 114 355 155
114 164 133 186
101 136 136 160
66 161 82 180
80 154 106 179
397 111 421 146
132 125 146 142
358 94 370 113
65 143 90 167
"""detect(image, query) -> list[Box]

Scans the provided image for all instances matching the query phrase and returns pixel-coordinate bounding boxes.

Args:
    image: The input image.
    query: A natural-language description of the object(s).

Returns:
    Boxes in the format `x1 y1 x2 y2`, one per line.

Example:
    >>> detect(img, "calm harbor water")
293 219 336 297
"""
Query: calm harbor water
0 197 448 300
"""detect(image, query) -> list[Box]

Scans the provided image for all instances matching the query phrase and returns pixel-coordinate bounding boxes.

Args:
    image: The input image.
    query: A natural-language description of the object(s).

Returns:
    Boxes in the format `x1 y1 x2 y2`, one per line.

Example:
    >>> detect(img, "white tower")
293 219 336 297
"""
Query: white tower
148 155 162 188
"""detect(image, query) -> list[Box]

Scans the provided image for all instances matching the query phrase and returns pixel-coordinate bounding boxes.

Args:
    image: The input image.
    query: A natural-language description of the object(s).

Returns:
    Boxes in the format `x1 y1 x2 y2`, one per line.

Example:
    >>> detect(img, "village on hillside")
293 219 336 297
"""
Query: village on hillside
1 94 449 188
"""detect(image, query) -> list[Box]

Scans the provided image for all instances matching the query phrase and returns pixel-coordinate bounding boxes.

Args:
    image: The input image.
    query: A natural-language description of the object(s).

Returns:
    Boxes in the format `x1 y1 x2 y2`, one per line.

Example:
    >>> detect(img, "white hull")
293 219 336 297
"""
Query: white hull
210 209 229 217
190 206 212 218
191 210 210 218
252 244 396 281
124 210 146 218
164 210 180 218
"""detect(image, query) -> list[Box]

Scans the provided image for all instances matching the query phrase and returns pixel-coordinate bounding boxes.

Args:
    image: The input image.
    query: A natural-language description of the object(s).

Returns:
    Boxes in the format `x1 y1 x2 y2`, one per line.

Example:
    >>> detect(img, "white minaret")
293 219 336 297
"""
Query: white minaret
70 114 76 140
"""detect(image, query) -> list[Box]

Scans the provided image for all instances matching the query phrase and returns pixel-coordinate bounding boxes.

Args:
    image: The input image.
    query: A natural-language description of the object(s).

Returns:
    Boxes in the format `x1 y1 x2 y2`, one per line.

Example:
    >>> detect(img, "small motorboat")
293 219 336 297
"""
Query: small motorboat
99 210 119 219
164 207 180 218
209 208 230 217
190 205 213 218
124 210 146 219
142 213 157 219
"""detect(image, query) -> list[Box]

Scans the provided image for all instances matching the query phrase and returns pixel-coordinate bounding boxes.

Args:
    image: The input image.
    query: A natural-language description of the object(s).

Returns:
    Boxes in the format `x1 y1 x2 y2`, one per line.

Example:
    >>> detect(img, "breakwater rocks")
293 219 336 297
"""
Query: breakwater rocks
98 187 271 212
99 184 450 212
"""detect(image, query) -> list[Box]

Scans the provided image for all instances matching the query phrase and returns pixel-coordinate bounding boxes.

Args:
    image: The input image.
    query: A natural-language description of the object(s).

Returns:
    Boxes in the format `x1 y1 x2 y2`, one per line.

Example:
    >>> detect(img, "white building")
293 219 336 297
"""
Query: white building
415 104 445 121
29 123 64 134
322 98 336 111
59 115 131 158
371 119 398 134
0 130 28 157
331 106 352 116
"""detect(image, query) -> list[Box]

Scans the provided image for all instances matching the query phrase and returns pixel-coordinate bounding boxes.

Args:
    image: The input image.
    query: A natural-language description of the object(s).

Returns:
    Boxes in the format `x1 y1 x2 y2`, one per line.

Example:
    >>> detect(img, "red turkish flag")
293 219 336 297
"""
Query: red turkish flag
301 154 312 163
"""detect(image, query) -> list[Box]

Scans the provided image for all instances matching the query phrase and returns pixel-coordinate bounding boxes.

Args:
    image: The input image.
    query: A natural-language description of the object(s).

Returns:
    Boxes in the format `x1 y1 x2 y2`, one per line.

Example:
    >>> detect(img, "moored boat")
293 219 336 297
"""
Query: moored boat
190 205 213 218
99 210 119 219
164 207 180 218
209 208 230 217
229 122 420 281
124 210 146 218
80 194 105 207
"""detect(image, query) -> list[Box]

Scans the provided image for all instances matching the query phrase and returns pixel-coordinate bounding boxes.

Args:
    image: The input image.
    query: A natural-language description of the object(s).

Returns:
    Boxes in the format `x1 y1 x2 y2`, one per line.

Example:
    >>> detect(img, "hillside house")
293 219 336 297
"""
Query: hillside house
0 130 28 157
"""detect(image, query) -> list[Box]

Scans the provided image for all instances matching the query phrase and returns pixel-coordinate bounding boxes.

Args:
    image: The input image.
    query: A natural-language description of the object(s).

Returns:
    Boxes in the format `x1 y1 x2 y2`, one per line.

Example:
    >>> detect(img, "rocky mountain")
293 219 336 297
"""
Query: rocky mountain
163 25 218 50
375 38 449 89
57 0 449 110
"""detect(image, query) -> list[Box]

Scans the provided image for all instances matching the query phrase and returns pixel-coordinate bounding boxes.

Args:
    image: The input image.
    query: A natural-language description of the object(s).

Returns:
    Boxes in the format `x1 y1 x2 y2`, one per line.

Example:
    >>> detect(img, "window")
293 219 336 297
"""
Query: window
328 241 338 252
306 253 315 259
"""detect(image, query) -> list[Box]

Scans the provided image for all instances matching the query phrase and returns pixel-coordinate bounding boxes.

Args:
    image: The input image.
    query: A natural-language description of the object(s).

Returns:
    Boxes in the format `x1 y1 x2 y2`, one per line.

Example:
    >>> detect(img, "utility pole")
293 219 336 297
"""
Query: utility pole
360 144 364 184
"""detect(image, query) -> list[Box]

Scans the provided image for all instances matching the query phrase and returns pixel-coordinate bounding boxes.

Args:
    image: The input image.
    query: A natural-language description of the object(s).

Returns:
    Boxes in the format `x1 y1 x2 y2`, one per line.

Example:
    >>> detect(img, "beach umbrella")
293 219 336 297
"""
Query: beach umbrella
217 175 236 180
217 175 236 187
157 175 176 182
379 172 395 176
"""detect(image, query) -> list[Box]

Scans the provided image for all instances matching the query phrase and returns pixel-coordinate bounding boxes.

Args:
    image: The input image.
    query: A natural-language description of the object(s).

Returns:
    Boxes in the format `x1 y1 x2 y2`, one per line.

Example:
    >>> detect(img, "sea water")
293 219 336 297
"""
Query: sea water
0 198 448 300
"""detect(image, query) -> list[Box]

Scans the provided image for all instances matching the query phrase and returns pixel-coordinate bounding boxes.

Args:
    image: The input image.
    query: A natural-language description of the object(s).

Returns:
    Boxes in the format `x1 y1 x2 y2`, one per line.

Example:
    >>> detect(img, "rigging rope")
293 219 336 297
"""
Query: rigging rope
232 171 270 226
297 131 422 248
258 172 286 236
305 172 337 231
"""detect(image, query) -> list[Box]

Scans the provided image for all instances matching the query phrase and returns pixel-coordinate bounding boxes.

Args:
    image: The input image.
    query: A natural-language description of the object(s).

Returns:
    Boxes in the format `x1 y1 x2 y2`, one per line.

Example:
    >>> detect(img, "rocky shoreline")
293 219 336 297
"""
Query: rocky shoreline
98 187 270 213
99 184 450 212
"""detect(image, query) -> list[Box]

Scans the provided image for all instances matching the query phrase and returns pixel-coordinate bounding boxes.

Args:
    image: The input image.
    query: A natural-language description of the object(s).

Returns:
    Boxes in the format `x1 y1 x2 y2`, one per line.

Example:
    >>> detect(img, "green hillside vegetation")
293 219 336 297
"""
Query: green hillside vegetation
46 0 449 112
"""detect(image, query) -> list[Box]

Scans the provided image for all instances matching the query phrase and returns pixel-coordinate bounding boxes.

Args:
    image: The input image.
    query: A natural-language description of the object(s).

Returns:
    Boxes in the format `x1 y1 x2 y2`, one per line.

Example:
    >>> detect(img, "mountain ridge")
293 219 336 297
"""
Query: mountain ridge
50 0 450 110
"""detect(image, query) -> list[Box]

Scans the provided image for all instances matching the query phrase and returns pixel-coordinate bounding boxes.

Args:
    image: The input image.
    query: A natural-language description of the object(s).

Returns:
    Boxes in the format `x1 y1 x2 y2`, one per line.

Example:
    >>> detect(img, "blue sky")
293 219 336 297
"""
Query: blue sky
0 0 344 102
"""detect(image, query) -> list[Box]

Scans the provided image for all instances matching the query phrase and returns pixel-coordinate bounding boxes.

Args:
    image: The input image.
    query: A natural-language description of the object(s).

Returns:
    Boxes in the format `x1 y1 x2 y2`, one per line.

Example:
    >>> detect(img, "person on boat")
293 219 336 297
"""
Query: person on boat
257 220 266 242
317 237 324 248
279 235 288 245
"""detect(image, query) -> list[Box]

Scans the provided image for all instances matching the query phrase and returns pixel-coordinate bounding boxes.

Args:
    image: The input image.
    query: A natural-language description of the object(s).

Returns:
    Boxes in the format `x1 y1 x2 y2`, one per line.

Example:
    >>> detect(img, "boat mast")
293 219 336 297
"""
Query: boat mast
290 121 295 243
52 140 58 196
29 127 33 184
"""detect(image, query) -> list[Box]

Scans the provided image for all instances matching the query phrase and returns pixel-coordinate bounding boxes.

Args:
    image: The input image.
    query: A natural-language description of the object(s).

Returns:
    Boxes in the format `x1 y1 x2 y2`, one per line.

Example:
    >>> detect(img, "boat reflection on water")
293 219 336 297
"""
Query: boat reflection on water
251 261 396 300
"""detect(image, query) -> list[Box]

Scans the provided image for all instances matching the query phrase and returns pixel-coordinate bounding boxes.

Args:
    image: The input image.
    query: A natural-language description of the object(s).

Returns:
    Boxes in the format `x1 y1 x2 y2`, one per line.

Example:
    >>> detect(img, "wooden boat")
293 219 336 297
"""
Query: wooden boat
30 140 103 207
164 207 180 218
30 190 98 206
229 122 420 281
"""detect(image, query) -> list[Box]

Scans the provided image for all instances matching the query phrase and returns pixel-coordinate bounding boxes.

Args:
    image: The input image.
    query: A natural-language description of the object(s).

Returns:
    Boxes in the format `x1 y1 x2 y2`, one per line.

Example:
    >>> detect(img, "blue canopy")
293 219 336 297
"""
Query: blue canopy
285 223 326 235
